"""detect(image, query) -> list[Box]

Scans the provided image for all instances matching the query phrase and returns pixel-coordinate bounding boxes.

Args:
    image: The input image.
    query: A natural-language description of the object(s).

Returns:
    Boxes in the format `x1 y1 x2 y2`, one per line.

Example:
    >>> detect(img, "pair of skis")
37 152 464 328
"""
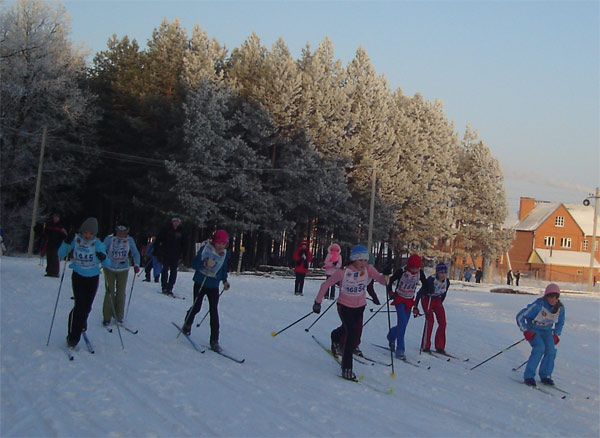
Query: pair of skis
171 322 245 363
371 344 425 369
66 332 94 360
104 322 139 335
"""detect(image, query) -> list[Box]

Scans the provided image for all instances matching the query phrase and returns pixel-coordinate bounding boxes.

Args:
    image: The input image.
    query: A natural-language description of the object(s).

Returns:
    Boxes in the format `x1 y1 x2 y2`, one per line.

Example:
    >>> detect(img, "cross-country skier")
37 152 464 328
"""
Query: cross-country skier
386 254 427 359
516 283 565 387
415 262 450 354
58 217 107 349
312 244 386 381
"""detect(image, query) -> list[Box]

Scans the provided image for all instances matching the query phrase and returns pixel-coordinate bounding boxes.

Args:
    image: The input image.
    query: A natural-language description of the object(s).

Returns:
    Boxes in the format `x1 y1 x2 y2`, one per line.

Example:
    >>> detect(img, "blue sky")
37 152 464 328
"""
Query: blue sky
60 0 599 216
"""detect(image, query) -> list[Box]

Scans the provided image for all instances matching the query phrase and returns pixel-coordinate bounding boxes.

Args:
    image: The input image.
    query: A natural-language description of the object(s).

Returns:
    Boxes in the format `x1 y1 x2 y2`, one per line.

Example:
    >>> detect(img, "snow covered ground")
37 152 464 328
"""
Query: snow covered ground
1 255 599 437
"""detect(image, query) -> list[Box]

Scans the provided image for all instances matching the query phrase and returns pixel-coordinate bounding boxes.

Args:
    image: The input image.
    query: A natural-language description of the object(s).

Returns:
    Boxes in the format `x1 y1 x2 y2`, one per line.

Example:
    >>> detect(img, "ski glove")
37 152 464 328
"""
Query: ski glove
95 252 106 261
312 302 321 314
222 280 230 291
133 266 140 274
412 306 420 317
553 334 560 345
523 330 535 341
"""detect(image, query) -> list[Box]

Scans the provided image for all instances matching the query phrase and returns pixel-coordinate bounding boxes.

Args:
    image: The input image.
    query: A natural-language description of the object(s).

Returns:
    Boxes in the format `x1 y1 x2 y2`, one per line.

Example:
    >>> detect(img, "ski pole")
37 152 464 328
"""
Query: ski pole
304 298 337 332
106 281 125 349
361 301 387 328
179 276 207 337
419 296 432 355
384 277 395 378
196 286 225 328
46 259 68 346
124 268 137 320
271 311 313 337
512 359 528 372
469 338 525 370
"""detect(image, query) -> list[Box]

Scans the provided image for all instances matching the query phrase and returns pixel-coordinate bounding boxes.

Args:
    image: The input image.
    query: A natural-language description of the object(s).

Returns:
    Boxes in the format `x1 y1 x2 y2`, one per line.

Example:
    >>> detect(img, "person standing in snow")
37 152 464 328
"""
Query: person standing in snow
154 216 187 296
181 229 230 352
515 270 521 286
507 270 514 285
415 262 450 354
41 213 67 277
101 223 141 326
58 217 107 348
475 267 483 283
323 243 342 299
516 283 565 387
293 239 312 296
464 266 472 282
312 244 386 381
386 254 428 359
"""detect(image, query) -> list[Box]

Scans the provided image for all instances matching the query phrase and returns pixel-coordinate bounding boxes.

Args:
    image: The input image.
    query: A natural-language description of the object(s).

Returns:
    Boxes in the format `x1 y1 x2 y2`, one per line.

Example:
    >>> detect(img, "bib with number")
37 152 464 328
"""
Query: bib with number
431 278 448 297
108 236 130 262
341 268 370 296
394 270 420 299
72 237 97 270
199 244 227 278
533 307 560 326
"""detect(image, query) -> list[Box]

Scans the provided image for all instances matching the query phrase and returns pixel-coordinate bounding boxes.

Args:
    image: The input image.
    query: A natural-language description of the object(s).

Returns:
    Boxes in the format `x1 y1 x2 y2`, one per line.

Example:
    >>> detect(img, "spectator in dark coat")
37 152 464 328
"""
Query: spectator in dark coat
475 267 483 283
292 239 312 296
42 213 67 277
154 216 187 296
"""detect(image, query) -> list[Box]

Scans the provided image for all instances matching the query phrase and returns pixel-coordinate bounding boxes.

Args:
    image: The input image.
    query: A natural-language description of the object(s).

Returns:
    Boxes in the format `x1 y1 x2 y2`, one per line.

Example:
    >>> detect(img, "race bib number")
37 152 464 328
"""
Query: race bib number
109 236 129 262
199 244 227 278
341 268 370 296
396 271 419 298
73 239 96 269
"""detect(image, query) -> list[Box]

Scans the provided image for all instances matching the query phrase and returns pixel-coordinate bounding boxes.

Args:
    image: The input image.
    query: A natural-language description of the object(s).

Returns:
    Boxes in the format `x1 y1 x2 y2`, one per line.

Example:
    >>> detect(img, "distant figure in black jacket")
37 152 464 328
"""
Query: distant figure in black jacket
154 216 187 296
42 213 67 277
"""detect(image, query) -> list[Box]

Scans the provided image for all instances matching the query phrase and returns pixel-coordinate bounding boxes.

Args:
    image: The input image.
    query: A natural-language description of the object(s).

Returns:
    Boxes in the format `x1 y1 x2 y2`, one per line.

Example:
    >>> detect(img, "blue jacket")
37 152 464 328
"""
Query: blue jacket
58 235 107 277
516 297 565 335
415 275 450 305
103 235 141 272
192 243 229 288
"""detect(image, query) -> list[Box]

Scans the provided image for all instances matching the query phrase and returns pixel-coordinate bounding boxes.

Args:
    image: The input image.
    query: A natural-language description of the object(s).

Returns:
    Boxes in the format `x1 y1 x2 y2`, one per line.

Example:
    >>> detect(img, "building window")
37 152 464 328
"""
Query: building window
560 237 572 248
544 236 555 247
555 216 565 227
583 240 589 251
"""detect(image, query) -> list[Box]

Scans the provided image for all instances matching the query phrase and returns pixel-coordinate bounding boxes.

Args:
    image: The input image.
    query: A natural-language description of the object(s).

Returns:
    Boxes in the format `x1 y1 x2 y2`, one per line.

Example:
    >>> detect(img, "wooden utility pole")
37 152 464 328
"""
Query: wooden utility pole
27 126 48 257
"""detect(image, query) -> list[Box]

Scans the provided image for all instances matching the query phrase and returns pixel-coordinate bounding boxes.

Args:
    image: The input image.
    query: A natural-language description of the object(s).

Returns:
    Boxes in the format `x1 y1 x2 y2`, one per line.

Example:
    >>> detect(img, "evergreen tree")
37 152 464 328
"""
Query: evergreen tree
182 23 227 89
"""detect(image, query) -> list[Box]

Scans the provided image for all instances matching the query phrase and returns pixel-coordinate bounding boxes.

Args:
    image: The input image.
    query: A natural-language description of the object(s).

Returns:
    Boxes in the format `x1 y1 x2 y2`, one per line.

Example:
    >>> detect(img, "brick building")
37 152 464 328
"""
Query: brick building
500 197 600 284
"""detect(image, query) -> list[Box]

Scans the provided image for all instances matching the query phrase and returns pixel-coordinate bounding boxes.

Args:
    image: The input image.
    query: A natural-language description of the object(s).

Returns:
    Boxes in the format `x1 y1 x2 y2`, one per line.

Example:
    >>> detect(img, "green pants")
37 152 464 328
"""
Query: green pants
103 269 129 322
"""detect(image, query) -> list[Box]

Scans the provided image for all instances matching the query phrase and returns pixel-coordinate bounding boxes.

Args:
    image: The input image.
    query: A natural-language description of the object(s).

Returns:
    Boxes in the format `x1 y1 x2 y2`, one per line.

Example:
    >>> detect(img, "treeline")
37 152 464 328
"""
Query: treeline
1 0 512 273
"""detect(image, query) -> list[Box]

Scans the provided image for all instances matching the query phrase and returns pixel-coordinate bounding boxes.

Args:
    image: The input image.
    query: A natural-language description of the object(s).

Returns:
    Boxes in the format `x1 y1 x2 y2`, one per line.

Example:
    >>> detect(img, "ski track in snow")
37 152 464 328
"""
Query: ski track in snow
1 256 599 437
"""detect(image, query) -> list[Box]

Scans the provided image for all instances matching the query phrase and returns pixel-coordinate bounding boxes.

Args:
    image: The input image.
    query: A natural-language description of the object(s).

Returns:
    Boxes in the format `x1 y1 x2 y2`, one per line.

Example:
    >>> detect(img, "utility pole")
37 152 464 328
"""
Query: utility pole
584 188 599 292
27 126 48 257
367 164 376 253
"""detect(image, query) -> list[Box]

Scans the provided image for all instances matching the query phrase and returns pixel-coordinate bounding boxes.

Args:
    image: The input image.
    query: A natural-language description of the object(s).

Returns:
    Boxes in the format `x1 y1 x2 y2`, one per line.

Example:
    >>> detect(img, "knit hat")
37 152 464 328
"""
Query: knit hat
435 262 448 274
79 217 98 235
329 243 341 252
544 283 560 297
407 254 422 269
350 245 369 261
171 216 181 223
212 229 229 244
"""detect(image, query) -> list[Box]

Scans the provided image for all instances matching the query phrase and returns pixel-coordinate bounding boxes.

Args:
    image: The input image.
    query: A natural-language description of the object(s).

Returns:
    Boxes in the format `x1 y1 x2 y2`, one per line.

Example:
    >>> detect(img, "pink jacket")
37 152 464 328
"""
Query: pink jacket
316 264 386 308
323 252 343 276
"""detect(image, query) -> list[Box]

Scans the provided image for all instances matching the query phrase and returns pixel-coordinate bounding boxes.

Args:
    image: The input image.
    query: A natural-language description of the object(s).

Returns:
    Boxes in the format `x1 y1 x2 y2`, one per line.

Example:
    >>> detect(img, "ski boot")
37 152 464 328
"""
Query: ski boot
540 377 554 386
436 348 446 354
342 368 357 381
210 341 222 353
331 340 340 358
524 378 536 387
182 324 191 336
353 346 364 357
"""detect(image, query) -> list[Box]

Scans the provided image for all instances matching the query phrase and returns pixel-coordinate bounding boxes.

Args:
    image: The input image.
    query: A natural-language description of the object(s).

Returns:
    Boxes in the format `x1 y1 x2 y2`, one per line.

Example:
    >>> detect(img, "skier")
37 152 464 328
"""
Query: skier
385 254 427 359
41 213 67 277
323 243 342 299
516 283 565 387
415 262 450 354
293 239 312 295
101 223 141 326
57 217 107 348
154 216 187 296
181 229 230 352
312 244 385 381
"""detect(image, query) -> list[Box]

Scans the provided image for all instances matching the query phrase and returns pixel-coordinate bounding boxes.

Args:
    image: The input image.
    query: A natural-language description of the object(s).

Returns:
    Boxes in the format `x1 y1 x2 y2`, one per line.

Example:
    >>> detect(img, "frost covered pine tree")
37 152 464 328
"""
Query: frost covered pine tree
0 0 98 248
182 23 228 89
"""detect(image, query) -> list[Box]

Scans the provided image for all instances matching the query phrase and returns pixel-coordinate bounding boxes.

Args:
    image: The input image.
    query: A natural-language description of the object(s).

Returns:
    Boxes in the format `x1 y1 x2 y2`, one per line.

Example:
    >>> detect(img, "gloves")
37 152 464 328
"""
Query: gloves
222 280 230 291
371 295 380 306
95 252 106 261
382 264 392 276
523 330 535 341
412 306 420 317
387 290 396 301
64 230 76 245
133 266 140 274
312 302 321 314
301 254 307 260
553 334 560 345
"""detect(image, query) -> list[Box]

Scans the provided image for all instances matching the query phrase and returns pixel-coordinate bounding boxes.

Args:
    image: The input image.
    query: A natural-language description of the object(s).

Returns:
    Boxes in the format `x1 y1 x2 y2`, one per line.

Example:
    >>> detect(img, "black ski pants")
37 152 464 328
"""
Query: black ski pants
67 272 99 346
46 245 60 276
294 273 306 295
184 281 220 343
161 257 179 291
331 304 365 370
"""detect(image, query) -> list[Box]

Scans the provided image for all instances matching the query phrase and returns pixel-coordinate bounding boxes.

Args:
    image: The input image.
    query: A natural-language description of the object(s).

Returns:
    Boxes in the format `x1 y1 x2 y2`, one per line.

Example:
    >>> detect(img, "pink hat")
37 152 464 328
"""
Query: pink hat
212 229 229 244
329 243 341 252
544 283 560 296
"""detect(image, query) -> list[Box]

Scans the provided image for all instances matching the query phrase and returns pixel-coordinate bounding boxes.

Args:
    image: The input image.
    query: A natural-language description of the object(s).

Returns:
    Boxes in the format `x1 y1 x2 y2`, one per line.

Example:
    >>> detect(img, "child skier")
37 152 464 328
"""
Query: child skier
323 243 342 299
57 217 107 349
293 239 312 295
181 230 230 352
415 262 450 354
312 244 385 381
386 254 427 359
516 283 565 387
101 223 141 326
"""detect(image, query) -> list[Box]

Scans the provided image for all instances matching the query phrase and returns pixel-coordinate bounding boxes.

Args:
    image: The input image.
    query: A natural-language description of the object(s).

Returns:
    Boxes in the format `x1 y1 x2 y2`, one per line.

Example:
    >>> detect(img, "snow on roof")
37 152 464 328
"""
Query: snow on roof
515 202 559 231
564 203 600 236
529 248 600 268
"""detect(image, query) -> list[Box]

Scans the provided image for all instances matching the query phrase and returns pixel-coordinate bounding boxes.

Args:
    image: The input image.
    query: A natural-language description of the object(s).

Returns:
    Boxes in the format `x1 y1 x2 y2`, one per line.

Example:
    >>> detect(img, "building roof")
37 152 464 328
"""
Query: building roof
528 249 600 268
564 204 600 236
515 202 560 231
